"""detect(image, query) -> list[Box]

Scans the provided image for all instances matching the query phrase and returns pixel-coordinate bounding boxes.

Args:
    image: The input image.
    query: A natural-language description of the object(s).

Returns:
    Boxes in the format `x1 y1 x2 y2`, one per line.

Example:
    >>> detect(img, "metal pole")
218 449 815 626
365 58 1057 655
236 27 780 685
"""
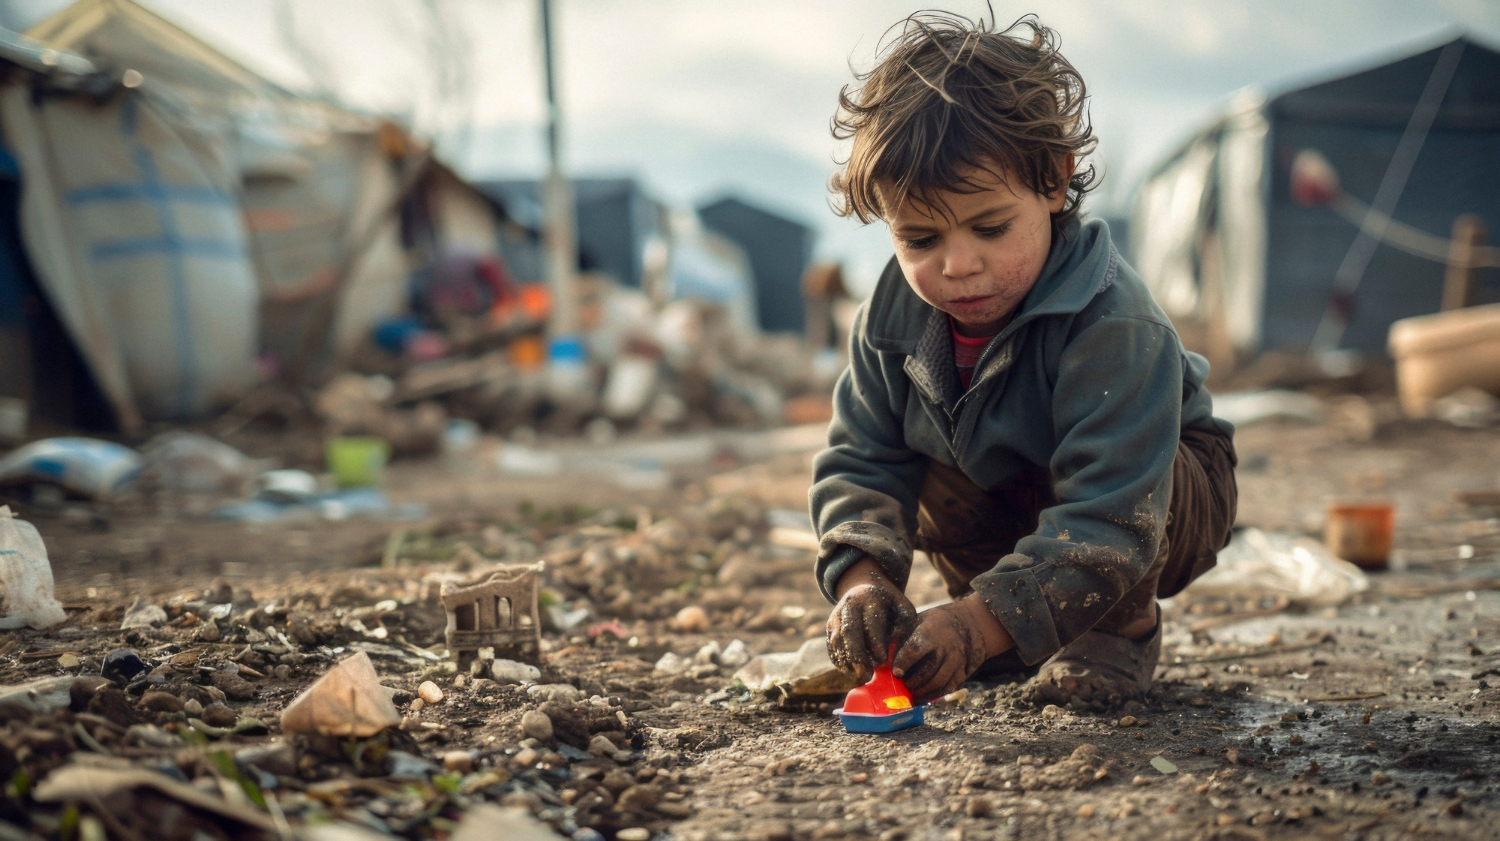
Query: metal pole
539 0 578 337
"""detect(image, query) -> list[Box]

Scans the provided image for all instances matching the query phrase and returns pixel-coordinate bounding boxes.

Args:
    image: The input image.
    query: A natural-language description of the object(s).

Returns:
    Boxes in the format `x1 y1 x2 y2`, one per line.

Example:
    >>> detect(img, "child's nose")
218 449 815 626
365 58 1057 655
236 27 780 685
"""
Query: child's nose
942 240 983 279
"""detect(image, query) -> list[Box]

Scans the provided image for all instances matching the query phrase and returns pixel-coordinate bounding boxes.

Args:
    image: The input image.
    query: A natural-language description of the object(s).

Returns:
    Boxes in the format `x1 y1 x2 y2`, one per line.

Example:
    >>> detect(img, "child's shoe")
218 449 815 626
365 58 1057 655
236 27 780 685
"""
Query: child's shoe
1028 612 1162 710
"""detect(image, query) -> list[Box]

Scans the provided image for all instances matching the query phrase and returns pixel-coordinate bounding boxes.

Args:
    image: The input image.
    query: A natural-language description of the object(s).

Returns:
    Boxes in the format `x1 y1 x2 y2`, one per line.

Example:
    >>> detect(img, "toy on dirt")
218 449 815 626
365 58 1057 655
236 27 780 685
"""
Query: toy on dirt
833 644 925 733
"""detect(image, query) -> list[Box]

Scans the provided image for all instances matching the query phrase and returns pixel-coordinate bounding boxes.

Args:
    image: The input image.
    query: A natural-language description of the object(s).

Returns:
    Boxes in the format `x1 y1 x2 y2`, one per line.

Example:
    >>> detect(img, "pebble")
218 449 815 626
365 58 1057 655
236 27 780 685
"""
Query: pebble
617 829 650 841
211 671 257 701
588 733 621 758
491 659 541 684
654 652 687 675
183 699 203 717
521 710 554 741
58 653 80 669
442 750 475 773
572 831 606 841
527 684 582 703
718 639 751 670
851 772 868 784
1117 715 1138 728
670 605 709 632
201 703 238 728
418 681 444 705
1077 804 1095 818
411 698 425 713
602 770 635 793
101 649 147 685
513 747 540 766
616 784 662 813
1371 771 1391 785
140 691 183 712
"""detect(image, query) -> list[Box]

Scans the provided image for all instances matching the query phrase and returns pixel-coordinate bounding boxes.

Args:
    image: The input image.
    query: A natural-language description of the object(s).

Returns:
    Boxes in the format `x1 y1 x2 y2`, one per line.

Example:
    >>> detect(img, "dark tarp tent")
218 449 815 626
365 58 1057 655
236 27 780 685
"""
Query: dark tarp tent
1131 35 1500 368
696 196 814 335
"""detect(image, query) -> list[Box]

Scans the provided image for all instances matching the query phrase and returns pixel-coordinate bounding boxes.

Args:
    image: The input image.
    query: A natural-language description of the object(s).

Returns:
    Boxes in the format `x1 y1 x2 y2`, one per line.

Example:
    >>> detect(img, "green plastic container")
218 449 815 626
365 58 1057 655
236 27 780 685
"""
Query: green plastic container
325 436 390 488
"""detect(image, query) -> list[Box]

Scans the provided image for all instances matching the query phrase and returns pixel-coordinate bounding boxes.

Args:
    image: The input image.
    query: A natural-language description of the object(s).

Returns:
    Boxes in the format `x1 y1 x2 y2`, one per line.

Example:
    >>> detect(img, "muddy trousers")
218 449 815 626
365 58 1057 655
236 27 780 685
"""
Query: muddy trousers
914 427 1239 638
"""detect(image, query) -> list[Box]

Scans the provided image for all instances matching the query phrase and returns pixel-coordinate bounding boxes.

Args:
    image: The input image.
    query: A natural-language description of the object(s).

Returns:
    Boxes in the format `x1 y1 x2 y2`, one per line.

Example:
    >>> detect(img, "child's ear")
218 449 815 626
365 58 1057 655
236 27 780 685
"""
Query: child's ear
1047 152 1076 213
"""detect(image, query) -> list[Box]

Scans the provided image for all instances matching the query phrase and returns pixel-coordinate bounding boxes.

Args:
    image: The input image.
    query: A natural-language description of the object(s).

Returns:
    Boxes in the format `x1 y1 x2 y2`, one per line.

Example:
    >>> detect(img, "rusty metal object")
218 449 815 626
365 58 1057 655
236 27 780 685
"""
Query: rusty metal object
441 562 545 663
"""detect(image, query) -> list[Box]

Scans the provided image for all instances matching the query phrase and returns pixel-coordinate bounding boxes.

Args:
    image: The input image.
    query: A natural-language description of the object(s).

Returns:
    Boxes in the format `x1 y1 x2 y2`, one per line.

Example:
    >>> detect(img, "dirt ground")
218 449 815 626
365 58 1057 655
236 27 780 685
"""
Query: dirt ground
3 400 1499 840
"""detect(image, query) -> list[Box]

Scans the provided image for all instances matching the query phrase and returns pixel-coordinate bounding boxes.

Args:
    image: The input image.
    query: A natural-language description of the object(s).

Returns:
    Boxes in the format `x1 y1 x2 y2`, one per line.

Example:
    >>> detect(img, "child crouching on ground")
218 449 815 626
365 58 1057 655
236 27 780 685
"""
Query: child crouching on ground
811 13 1238 709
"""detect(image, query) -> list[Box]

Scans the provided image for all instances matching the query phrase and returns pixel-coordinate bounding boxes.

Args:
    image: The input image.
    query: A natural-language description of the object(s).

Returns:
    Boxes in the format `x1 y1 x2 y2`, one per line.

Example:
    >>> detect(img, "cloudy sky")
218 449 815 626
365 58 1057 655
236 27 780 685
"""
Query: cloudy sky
8 0 1500 290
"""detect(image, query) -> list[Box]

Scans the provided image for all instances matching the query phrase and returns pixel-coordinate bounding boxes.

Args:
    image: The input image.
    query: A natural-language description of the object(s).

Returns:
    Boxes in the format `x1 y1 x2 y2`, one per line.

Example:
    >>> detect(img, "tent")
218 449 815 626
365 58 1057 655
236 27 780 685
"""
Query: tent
1130 35 1500 369
0 0 502 429
696 196 814 334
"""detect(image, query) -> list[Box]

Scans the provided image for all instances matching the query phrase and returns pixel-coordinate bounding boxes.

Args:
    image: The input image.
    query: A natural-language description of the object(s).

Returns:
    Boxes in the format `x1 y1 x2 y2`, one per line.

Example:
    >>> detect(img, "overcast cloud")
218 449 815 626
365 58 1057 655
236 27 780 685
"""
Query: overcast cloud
8 0 1499 290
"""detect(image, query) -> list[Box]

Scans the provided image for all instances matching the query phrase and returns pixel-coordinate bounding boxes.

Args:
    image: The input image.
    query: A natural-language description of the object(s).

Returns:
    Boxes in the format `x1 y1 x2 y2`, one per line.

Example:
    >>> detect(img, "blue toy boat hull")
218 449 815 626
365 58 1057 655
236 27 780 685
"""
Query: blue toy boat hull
833 705 925 733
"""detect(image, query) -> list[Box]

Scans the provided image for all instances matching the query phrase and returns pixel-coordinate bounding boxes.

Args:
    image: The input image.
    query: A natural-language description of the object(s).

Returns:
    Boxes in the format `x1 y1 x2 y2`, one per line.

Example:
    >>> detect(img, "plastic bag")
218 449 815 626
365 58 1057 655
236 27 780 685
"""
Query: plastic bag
0 506 68 630
1188 527 1368 608
0 438 142 500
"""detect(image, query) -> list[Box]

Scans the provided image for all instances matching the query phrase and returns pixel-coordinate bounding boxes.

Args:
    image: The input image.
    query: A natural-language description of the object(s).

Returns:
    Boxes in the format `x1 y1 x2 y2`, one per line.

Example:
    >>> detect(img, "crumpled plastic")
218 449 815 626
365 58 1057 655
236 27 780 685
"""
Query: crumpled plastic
1188 527 1368 608
0 506 67 630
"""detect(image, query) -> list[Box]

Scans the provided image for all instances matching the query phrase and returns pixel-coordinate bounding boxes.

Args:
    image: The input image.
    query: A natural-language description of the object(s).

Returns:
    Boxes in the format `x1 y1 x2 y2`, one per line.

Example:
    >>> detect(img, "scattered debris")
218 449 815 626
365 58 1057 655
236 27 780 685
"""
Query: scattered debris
442 563 545 664
279 651 403 737
733 638 859 701
0 505 68 629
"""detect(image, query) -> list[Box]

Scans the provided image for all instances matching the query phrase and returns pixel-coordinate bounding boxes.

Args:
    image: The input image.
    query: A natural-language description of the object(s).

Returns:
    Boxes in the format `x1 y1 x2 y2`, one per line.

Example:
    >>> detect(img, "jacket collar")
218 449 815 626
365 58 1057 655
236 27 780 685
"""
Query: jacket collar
864 216 1119 355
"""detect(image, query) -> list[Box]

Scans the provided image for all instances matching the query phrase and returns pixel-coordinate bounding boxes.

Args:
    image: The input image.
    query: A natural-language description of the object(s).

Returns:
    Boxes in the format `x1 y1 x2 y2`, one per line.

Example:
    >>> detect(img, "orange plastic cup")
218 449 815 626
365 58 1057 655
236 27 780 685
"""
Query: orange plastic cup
1324 500 1395 570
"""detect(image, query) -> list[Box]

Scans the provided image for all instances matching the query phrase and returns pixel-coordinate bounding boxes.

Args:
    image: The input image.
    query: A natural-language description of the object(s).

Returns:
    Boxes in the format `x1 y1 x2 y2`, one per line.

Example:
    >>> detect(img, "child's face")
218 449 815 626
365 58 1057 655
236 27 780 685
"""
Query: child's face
885 165 1066 337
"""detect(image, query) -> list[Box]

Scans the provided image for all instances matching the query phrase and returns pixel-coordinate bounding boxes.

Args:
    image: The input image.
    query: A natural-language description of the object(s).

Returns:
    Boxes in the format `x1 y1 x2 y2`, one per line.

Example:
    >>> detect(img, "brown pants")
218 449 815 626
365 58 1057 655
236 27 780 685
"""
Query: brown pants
914 428 1238 636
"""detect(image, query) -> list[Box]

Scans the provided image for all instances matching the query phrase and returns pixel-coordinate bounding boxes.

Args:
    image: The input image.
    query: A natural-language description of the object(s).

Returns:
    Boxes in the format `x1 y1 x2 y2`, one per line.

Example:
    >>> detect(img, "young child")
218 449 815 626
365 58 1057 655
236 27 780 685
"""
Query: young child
812 13 1237 709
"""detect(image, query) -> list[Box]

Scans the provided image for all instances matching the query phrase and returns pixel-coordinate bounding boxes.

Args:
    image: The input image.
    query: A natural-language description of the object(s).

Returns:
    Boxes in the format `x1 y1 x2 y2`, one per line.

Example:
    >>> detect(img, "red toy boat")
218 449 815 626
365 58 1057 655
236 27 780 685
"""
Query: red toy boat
833 645 925 733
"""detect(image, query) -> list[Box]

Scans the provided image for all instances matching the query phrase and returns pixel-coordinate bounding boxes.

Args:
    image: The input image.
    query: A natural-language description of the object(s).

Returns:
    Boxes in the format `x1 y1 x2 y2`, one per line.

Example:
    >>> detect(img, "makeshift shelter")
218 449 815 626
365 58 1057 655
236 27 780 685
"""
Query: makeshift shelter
1131 35 1500 367
696 196 815 334
0 0 501 429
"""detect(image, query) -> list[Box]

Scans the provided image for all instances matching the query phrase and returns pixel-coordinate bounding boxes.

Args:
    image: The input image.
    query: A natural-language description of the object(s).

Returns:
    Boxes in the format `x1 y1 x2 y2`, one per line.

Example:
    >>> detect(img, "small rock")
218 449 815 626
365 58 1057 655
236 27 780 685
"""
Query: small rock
195 619 221 642
1445 800 1464 817
1078 804 1096 818
657 801 692 818
58 653 80 669
521 709 554 741
211 670 257 701
513 747 540 766
965 796 993 818
101 649 148 686
719 639 751 669
470 678 499 694
572 830 606 841
588 733 620 757
418 681 444 705
201 703 237 728
233 717 269 736
616 784 661 813
694 640 721 665
410 698 425 712
602 769 635 793
442 750 474 773
655 652 687 674
526 684 582 703
140 691 182 713
851 772 869 784
1151 756 1178 775
491 659 541 684
183 698 203 717
120 597 168 630
617 828 650 841
1371 771 1391 785
1117 715 1138 728
670 605 709 632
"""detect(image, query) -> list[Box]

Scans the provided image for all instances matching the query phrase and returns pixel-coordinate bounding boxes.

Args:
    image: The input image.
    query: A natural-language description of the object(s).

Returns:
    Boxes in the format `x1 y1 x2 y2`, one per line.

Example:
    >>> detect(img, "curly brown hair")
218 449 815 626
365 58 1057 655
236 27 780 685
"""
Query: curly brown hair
830 12 1097 229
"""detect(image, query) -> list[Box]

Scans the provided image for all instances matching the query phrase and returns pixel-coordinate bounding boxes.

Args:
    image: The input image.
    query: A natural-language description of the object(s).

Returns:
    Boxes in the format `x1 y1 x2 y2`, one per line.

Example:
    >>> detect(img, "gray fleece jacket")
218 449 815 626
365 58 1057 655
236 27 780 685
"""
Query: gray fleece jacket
809 217 1232 666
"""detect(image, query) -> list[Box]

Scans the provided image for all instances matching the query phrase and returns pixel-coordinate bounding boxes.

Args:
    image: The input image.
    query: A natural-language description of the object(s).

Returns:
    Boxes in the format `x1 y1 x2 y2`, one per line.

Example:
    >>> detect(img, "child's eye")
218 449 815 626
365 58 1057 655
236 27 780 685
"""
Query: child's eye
902 235 939 250
975 222 1012 238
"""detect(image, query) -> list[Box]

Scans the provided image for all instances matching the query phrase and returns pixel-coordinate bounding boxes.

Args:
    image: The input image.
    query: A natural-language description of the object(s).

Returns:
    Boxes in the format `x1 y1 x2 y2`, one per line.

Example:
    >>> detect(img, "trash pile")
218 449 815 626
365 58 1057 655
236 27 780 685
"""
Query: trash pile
224 276 840 466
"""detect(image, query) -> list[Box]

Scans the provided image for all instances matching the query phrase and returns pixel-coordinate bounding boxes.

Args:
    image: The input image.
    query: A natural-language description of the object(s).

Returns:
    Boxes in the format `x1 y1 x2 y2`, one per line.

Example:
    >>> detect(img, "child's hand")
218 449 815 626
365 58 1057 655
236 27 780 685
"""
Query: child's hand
893 595 1013 702
826 558 918 682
